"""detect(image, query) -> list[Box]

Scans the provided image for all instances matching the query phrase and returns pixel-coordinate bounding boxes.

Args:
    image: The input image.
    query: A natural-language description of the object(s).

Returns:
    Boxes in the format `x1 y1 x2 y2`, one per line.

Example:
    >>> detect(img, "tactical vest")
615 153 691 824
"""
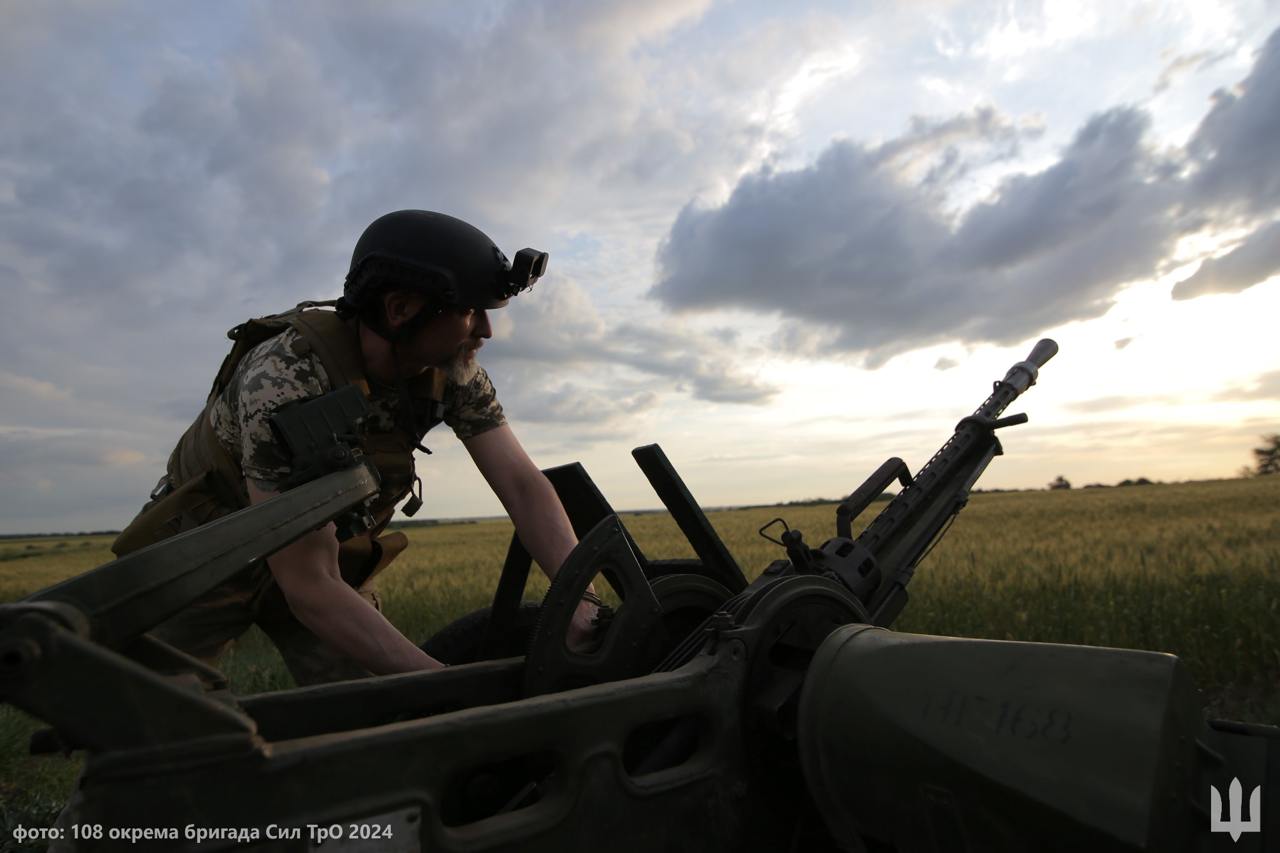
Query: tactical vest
112 305 444 589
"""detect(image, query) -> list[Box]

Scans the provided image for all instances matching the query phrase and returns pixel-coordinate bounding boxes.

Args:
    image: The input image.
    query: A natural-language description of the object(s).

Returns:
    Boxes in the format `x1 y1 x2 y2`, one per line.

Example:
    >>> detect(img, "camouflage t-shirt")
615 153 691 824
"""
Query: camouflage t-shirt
208 327 506 485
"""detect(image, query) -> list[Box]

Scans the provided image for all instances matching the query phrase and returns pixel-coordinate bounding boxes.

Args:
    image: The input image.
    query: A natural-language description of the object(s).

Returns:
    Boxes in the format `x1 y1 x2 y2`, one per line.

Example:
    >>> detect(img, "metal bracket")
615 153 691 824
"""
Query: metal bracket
523 516 665 697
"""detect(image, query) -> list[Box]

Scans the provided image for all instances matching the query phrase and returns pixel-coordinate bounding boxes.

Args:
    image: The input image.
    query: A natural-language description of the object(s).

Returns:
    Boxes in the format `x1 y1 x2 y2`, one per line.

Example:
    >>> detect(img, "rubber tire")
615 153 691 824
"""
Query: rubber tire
421 602 543 665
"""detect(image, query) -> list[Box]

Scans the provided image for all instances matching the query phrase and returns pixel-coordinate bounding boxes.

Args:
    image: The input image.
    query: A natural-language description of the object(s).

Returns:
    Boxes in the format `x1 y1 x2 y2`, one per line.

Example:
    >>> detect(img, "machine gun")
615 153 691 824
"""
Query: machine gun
1 341 1275 852
756 337 1062 628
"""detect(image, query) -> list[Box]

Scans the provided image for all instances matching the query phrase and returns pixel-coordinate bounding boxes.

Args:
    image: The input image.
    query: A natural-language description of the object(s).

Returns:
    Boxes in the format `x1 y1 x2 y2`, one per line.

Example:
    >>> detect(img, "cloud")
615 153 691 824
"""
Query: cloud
687 366 776 404
1114 337 1133 350
876 106 1042 188
1185 29 1280 219
0 427 152 472
1154 49 1229 93
1 0 829 530
499 372 660 428
0 370 70 401
3 5 1278 530
654 106 1182 365
1065 395 1173 413
1171 218 1280 299
0 0 827 408
1019 417 1269 450
102 448 147 466
1216 370 1280 402
934 357 959 371
484 278 778 406
653 28 1280 365
0 1 780 338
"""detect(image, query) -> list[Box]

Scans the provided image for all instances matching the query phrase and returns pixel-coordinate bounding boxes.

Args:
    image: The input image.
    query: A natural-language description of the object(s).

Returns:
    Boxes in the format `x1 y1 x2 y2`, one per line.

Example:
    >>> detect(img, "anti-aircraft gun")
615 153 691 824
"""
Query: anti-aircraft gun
1 341 1275 852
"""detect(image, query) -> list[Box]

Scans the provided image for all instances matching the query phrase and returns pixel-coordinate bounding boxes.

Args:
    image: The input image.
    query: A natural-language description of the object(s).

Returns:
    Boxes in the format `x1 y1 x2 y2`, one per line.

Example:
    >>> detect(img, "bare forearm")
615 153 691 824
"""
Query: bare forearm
464 428 598 648
284 577 442 674
507 473 578 581
462 426 590 590
508 475 599 647
249 481 441 674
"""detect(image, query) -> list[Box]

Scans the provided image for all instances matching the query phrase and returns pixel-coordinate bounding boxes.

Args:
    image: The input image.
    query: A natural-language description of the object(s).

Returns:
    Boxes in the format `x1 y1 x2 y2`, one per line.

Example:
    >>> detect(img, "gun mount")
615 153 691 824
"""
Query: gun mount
2 341 1275 851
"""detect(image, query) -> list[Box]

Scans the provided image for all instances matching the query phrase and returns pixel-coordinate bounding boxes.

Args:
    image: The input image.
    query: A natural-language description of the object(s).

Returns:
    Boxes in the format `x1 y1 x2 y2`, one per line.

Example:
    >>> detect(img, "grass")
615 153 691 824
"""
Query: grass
1 477 1278 841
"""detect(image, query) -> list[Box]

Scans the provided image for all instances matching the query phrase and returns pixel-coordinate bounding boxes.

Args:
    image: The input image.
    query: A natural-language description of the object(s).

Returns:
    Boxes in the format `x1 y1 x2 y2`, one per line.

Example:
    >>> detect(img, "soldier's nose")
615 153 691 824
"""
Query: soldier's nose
474 309 492 339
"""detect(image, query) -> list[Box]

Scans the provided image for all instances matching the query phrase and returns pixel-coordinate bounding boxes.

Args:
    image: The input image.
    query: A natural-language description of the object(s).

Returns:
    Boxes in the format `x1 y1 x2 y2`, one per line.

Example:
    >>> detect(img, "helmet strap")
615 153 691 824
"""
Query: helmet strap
389 339 434 456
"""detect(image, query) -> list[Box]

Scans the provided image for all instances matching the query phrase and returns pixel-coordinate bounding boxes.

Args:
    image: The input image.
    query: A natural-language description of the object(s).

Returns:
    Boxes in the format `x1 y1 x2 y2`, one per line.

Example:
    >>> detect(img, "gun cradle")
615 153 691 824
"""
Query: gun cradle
11 565 1274 853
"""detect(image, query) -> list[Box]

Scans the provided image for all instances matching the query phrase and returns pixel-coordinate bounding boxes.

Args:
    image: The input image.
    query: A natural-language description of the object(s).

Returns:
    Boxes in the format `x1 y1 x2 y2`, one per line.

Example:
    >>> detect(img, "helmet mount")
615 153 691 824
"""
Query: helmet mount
343 210 548 318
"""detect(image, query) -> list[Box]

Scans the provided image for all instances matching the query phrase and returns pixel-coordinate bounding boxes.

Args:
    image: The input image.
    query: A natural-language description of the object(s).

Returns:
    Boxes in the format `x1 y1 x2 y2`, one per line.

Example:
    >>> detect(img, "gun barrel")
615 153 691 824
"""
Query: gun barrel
1027 337 1059 367
990 337 1058 403
968 337 1057 422
856 341 1058 624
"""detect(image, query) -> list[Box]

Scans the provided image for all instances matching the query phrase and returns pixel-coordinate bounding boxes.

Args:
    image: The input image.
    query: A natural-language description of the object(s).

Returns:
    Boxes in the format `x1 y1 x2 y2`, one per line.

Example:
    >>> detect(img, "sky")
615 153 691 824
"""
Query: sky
2 0 1279 534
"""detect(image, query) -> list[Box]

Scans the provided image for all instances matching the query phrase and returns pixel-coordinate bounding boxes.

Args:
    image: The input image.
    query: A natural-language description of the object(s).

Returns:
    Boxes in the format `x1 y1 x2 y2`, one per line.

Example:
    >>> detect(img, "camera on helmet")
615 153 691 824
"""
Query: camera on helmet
508 248 549 293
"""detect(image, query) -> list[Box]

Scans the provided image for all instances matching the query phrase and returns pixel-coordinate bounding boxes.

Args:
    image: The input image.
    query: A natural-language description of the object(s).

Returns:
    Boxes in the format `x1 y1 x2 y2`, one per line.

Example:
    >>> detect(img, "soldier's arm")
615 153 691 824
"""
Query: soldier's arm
463 425 577 574
246 480 446 674
463 425 599 645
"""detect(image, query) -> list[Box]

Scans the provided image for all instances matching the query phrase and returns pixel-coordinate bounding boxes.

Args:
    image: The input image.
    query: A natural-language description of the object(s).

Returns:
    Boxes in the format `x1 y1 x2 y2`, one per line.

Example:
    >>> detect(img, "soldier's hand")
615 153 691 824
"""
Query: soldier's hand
565 592 602 653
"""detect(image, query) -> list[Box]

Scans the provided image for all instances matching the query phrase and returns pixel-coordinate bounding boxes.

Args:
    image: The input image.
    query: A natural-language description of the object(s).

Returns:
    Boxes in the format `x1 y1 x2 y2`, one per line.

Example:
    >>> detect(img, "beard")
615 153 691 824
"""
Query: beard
446 342 481 385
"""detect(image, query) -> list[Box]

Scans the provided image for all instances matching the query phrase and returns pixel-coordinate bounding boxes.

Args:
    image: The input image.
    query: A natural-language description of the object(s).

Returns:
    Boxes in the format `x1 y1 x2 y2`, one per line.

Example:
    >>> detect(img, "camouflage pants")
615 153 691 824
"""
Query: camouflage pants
152 560 382 687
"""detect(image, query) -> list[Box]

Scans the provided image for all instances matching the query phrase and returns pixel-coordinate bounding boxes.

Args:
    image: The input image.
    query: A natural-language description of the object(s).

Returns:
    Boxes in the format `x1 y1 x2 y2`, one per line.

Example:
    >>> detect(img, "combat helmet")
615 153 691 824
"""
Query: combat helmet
342 210 547 318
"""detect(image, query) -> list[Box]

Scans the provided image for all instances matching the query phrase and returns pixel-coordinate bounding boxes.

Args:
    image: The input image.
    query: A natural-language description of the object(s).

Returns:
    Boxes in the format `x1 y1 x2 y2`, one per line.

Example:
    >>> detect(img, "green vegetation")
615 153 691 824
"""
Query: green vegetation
2 477 1277 829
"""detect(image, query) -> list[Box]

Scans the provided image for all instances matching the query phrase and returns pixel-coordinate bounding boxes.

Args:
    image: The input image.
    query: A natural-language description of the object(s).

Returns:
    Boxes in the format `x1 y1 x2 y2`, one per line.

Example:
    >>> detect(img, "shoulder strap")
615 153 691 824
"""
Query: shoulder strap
205 302 369 401
288 309 372 397
207 315 293 404
207 300 356 404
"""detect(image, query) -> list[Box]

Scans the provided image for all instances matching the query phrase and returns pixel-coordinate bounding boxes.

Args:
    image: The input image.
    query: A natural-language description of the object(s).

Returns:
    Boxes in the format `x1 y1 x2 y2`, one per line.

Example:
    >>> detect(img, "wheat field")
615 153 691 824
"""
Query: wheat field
2 476 1278 835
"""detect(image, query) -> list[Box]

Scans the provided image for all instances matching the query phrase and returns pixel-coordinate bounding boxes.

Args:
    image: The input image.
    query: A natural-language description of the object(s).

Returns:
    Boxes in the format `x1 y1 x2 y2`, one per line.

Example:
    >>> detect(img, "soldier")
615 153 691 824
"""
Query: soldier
112 210 596 684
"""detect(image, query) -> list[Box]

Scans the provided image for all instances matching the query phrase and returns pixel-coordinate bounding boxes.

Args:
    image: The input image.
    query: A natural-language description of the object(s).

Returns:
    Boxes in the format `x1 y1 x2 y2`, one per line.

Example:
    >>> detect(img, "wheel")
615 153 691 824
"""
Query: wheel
421 602 542 665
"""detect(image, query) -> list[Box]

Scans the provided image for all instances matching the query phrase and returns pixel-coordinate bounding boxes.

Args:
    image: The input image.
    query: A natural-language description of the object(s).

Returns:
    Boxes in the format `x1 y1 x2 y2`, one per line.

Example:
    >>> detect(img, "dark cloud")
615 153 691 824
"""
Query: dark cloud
655 106 1182 364
1172 219 1280 299
1186 29 1280 219
1114 337 1133 350
1215 370 1280 402
0 7 362 445
0 0 770 381
654 29 1280 364
0 0 805 386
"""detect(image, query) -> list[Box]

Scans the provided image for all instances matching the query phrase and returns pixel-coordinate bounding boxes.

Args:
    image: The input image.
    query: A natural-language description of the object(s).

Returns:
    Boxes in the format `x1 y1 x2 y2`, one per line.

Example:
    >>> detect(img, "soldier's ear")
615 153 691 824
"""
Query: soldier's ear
381 289 426 331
